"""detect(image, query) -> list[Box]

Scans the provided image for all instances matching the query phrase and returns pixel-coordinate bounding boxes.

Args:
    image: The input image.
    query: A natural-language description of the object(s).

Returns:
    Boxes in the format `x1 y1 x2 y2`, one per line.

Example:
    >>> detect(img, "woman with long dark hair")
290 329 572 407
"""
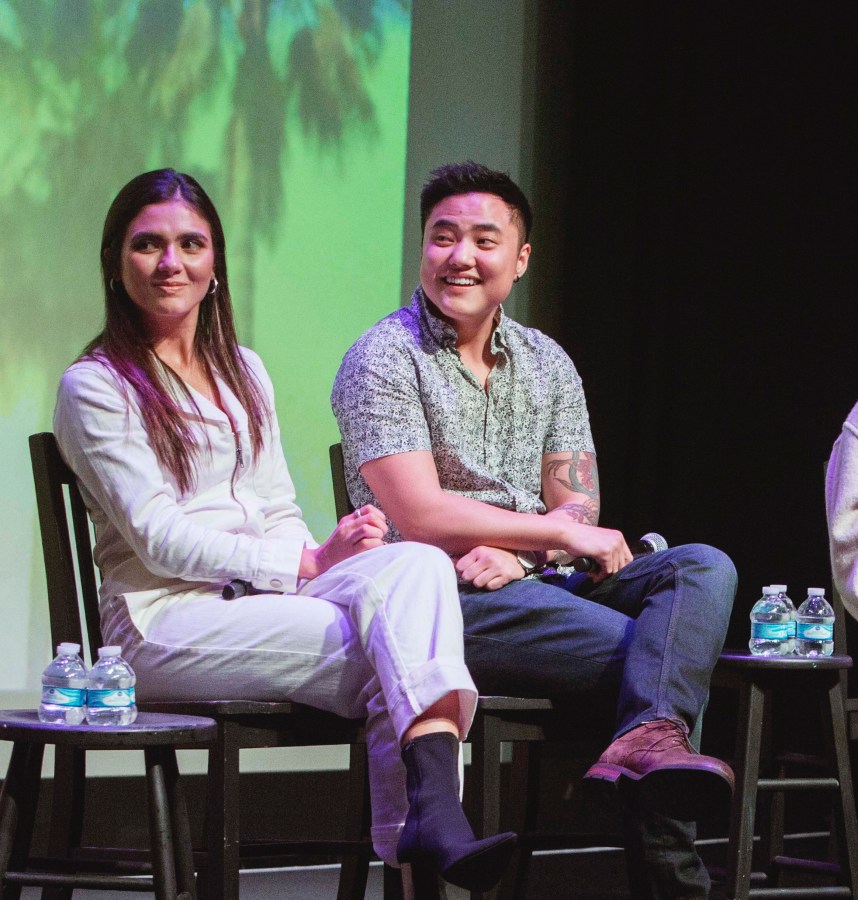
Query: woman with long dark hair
53 169 515 891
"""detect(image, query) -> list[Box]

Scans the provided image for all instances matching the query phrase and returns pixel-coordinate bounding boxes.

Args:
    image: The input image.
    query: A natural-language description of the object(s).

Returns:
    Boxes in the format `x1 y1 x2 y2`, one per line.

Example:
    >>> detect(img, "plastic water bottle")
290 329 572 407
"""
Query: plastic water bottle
39 642 88 724
795 587 835 657
749 585 791 656
86 646 137 725
770 585 796 654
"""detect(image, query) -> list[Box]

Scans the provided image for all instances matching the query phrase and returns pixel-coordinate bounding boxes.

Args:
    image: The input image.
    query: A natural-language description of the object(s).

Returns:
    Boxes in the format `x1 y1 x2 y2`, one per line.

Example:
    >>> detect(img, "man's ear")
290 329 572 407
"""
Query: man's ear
515 243 532 280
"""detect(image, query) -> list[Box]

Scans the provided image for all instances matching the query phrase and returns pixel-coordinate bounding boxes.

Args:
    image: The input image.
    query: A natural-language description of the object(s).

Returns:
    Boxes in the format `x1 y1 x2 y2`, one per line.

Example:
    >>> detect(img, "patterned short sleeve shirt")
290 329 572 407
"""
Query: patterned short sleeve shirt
331 287 595 542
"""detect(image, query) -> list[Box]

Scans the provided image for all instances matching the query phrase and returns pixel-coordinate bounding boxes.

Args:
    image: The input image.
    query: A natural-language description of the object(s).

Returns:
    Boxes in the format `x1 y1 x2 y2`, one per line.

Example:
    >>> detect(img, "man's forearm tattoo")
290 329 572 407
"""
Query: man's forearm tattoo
554 499 599 526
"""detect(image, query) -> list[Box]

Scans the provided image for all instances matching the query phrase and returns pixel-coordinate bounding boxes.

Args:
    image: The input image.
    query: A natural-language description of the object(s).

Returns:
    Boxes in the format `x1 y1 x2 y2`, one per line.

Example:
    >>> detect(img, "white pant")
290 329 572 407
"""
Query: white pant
102 541 477 865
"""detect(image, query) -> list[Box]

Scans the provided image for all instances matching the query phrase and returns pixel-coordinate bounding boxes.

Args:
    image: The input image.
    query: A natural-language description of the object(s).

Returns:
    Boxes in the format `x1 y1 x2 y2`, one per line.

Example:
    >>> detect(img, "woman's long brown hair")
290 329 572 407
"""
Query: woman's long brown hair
83 169 270 494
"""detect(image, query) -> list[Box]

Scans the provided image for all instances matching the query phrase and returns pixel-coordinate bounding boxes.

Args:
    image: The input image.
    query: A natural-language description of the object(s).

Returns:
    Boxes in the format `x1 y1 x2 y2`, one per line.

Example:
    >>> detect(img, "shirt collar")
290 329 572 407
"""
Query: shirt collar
412 285 510 353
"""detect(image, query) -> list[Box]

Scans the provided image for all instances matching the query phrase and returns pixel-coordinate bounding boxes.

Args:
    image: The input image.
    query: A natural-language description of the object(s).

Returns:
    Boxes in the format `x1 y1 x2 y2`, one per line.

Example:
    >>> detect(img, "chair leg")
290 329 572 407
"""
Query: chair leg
162 747 197 900
826 678 858 895
337 742 371 900
145 747 180 900
498 742 537 900
467 712 512 900
400 862 443 900
41 744 85 900
0 741 45 900
725 678 766 900
383 862 405 900
199 722 240 900
754 757 786 887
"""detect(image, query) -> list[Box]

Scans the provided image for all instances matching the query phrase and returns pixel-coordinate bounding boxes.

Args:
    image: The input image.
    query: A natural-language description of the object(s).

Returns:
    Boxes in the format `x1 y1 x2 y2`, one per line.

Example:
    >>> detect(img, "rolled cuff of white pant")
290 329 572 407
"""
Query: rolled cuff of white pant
386 657 478 744
371 822 403 869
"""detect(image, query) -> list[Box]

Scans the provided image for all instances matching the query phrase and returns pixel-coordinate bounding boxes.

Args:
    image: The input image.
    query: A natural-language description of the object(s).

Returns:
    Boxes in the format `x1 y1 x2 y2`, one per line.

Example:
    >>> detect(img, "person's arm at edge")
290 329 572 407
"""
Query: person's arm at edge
826 412 858 620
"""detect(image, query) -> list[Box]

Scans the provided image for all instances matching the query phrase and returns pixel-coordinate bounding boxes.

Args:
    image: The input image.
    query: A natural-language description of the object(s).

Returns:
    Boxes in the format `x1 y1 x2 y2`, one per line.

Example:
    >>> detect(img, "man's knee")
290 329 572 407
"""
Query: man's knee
671 542 737 624
672 543 737 587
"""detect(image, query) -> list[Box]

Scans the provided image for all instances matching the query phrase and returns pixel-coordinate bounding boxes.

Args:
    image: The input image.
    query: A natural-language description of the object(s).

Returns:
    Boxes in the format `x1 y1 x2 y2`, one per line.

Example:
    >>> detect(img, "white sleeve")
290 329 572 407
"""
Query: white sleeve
53 359 310 593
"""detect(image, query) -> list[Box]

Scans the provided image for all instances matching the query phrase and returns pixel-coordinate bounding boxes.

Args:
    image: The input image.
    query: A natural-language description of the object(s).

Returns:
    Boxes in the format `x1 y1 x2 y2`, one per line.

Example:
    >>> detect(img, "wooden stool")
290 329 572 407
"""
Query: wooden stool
0 709 216 900
713 652 858 899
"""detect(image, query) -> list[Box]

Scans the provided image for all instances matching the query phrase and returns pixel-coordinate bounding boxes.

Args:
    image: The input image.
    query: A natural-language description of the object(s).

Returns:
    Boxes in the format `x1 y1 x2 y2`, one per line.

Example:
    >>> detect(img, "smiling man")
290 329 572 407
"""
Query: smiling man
332 161 737 899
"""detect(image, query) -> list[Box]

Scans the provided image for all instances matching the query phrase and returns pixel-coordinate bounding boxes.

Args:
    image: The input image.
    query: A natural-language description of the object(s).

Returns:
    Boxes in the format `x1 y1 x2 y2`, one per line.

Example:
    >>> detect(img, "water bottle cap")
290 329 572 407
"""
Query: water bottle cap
769 584 787 592
807 587 826 596
57 642 81 655
762 586 778 595
98 645 122 657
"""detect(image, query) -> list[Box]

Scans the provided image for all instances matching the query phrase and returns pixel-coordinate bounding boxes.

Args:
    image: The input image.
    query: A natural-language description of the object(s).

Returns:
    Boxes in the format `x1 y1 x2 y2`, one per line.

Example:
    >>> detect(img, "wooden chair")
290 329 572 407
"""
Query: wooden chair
0 709 216 900
328 442 618 900
28 431 382 900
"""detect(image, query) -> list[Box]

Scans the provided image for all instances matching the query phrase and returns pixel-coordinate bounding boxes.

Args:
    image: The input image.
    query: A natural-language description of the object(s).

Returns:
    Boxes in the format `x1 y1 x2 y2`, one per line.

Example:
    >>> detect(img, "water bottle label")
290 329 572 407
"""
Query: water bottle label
87 687 136 708
41 686 86 707
751 622 789 639
796 622 834 641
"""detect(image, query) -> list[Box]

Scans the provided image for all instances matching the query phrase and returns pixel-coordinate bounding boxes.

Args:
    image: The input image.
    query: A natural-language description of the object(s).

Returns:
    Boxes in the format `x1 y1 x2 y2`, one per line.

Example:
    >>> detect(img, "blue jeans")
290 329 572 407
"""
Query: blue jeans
458 543 737 899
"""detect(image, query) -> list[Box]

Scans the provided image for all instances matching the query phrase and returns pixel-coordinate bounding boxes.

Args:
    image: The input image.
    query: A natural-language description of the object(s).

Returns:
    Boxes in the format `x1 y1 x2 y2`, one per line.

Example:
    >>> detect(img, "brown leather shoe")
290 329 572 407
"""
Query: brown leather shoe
583 719 734 821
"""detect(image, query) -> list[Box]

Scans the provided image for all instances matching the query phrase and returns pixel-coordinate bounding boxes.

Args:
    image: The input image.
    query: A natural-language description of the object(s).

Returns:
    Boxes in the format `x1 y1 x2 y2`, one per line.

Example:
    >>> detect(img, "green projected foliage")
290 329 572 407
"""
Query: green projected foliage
0 0 411 695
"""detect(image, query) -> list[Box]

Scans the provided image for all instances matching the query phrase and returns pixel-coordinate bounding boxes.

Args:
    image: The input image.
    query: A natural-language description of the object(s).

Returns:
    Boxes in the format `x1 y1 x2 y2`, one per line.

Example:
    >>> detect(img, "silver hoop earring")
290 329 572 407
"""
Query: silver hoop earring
209 277 219 295
109 278 118 293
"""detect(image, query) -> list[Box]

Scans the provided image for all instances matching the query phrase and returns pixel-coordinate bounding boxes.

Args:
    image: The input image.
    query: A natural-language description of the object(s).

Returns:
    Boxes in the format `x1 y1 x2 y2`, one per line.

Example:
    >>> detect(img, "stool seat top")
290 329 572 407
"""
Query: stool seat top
0 709 217 747
718 649 853 670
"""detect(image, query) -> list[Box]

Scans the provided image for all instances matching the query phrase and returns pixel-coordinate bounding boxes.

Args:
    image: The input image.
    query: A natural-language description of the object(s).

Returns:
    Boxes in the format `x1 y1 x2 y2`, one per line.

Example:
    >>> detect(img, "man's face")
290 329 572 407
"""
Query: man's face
420 192 530 334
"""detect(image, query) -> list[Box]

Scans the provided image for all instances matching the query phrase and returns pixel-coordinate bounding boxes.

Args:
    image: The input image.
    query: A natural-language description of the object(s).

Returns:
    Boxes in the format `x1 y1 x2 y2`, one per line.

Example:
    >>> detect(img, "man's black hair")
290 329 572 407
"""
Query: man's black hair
420 161 532 243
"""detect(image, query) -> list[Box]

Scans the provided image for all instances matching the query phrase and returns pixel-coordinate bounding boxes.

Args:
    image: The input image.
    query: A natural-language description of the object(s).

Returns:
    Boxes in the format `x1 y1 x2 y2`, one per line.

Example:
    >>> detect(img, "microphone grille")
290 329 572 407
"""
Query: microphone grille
640 532 669 553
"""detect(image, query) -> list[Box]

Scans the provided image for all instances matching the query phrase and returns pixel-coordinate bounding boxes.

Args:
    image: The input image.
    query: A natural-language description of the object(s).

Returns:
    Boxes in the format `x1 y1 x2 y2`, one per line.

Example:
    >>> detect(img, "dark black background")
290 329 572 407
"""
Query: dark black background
530 1 858 648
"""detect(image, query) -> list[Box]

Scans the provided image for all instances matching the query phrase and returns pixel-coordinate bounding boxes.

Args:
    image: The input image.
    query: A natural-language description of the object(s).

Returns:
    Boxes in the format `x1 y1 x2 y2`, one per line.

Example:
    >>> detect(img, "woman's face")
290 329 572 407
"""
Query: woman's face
119 198 216 336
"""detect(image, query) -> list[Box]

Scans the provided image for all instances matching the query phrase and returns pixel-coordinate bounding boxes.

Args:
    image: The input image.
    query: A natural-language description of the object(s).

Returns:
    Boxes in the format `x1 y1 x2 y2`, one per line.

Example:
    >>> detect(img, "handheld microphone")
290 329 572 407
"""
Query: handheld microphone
222 579 252 600
570 532 668 573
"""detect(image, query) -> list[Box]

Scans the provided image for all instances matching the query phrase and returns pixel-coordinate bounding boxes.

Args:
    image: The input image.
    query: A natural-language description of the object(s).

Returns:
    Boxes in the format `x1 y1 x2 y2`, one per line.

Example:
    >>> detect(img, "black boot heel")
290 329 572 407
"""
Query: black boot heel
400 860 442 899
397 732 517 892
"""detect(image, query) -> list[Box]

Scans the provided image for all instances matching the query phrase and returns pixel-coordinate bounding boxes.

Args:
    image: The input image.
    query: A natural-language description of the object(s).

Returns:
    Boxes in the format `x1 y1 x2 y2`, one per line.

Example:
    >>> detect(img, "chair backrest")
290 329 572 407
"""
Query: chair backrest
329 442 355 518
29 431 103 662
